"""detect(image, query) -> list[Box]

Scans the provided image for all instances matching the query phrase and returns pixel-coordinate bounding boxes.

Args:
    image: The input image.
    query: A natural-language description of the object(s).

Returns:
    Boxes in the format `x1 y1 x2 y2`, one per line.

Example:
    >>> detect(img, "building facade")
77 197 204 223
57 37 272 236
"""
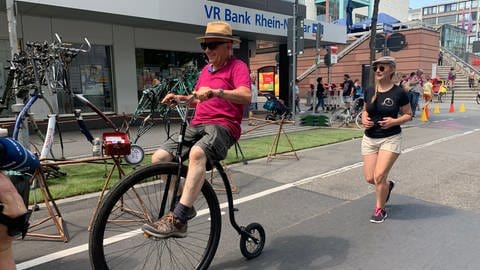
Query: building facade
419 0 480 51
0 0 347 121
312 0 409 23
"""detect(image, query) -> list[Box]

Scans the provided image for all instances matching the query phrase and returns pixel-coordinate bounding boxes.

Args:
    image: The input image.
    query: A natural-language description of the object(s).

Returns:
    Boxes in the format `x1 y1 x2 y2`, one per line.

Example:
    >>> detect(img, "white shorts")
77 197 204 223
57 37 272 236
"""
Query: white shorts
361 133 402 155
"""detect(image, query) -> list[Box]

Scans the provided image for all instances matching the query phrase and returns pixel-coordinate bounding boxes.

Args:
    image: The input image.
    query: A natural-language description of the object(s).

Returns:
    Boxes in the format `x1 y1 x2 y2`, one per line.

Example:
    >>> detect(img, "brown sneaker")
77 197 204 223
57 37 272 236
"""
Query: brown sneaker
141 212 187 238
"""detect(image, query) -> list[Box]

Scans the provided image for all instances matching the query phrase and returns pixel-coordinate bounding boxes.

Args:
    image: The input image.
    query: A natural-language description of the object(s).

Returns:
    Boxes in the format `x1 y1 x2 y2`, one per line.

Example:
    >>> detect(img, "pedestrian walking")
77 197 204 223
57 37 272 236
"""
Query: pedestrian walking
294 79 301 113
407 69 423 117
309 77 325 112
438 51 443 66
447 67 456 89
361 56 412 223
249 73 258 126
468 69 475 88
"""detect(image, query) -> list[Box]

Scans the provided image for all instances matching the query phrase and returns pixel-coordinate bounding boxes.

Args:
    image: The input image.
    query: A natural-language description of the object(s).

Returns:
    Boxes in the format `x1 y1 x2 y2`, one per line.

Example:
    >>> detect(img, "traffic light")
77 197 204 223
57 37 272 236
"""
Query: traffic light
324 52 331 66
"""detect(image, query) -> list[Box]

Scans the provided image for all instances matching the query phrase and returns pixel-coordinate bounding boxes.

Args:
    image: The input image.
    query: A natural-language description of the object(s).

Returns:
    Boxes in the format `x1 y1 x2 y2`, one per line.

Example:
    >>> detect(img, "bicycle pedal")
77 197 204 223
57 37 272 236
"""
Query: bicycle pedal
233 208 239 212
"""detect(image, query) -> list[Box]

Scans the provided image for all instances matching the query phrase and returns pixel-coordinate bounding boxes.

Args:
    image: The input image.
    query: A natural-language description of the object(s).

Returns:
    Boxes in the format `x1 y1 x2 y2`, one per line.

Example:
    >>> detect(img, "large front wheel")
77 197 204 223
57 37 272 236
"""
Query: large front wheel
89 162 222 270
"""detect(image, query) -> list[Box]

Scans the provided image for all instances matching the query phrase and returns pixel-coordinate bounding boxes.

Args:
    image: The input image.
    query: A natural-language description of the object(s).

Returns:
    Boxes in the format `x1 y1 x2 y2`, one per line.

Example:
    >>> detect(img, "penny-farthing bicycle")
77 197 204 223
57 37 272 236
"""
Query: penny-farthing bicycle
89 94 265 270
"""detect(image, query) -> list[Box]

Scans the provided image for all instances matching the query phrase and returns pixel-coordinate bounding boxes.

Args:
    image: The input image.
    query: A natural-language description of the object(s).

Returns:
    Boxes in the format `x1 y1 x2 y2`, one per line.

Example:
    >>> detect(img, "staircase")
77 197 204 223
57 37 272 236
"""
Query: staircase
297 31 371 81
436 65 477 102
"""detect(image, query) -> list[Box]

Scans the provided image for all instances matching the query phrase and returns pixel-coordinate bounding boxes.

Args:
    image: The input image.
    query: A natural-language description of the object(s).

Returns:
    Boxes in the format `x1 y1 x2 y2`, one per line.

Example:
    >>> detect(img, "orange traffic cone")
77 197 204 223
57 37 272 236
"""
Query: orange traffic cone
420 107 428 122
425 104 430 119
449 103 455 113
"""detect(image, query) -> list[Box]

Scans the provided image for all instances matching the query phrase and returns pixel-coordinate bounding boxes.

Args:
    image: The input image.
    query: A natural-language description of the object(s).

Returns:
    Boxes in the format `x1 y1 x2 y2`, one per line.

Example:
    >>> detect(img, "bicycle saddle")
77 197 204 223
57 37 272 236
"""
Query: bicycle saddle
0 204 32 239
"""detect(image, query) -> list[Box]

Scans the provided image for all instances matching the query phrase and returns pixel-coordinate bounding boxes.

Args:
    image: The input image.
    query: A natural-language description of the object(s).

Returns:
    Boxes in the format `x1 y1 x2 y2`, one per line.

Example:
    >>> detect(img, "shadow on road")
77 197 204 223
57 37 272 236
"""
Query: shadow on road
388 202 455 220
211 235 349 270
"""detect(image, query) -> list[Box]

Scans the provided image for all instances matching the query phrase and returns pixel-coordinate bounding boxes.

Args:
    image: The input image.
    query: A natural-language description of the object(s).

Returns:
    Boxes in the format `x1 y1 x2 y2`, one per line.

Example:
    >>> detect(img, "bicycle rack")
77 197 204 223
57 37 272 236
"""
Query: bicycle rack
26 155 127 242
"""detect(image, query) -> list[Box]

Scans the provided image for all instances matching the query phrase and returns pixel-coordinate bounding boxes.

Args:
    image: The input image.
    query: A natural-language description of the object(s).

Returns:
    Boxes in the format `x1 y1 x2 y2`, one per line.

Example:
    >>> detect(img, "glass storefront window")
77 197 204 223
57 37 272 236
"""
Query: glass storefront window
62 45 114 114
0 42 113 117
135 49 205 100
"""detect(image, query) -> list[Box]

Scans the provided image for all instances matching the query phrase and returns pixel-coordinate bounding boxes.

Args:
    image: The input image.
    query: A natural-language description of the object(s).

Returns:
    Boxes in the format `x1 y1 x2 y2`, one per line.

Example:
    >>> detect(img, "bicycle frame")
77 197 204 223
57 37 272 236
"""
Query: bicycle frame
162 96 255 237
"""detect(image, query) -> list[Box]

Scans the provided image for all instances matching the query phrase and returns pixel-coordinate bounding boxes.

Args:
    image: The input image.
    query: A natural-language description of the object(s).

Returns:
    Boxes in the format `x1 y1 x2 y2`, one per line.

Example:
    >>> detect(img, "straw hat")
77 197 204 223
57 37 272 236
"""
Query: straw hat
372 56 396 67
196 21 241 43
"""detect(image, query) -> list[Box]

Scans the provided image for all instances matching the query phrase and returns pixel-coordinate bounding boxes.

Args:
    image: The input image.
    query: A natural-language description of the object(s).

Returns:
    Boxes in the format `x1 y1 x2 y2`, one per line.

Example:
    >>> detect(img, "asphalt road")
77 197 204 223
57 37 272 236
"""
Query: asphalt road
12 101 480 270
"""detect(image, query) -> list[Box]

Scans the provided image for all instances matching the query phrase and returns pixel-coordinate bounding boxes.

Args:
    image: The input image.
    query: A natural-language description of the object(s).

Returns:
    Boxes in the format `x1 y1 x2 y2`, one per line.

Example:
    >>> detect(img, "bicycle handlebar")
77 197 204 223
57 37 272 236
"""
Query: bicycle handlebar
54 33 91 54
166 93 197 107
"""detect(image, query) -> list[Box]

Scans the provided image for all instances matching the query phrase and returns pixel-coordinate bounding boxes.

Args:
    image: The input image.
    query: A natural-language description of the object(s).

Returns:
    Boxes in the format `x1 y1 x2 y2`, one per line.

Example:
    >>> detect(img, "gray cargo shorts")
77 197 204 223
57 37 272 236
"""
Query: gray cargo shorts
160 124 235 162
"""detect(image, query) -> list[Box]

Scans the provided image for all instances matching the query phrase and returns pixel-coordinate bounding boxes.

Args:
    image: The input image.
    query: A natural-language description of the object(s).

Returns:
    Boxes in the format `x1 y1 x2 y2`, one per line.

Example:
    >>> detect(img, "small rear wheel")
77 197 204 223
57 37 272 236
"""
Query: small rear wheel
239 223 265 259
476 94 480 104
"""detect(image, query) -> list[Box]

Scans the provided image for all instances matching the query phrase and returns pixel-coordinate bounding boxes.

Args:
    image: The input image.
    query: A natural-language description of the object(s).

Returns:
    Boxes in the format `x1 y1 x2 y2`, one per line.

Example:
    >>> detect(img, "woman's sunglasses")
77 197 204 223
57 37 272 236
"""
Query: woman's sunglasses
373 66 386 72
200 41 229 50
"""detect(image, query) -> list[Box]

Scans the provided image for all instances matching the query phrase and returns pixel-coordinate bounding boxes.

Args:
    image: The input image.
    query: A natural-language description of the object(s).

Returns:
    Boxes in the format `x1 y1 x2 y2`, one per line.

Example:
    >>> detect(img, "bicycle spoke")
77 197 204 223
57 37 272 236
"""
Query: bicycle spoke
90 163 221 270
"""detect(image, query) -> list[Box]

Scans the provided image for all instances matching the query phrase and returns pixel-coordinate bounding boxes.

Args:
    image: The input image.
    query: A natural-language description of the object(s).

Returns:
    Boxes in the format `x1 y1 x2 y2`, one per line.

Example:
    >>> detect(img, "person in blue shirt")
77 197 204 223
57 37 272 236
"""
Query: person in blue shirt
353 79 364 113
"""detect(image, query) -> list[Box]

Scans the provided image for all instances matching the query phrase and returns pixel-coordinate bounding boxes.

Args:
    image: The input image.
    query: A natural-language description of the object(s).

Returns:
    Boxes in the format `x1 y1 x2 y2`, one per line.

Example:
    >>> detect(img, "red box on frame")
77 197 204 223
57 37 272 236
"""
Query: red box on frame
102 132 131 156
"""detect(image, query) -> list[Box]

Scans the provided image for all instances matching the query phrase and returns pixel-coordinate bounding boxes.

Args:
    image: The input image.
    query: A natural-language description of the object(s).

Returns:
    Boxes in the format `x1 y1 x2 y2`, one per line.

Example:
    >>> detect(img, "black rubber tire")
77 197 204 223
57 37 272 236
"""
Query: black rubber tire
89 162 221 270
239 222 266 259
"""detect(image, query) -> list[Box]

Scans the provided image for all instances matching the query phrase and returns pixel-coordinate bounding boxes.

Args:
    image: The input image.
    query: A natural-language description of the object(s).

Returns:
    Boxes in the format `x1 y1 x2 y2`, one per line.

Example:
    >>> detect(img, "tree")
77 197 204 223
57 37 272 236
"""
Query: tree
368 0 380 88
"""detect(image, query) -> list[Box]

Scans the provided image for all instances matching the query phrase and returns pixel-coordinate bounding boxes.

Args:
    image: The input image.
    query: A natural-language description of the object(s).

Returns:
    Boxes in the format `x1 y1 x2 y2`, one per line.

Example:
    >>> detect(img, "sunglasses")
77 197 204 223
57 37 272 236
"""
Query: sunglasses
373 65 386 72
200 41 229 50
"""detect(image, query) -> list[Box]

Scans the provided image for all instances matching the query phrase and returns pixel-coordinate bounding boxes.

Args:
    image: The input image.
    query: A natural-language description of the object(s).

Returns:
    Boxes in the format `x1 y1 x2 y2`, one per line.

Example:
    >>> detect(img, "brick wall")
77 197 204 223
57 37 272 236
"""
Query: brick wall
250 28 440 97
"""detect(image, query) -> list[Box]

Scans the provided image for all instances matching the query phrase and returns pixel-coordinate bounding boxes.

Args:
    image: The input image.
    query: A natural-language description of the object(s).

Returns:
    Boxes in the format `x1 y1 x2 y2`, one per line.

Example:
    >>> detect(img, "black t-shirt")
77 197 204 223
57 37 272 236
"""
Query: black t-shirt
316 83 325 97
364 85 410 138
343 80 354 96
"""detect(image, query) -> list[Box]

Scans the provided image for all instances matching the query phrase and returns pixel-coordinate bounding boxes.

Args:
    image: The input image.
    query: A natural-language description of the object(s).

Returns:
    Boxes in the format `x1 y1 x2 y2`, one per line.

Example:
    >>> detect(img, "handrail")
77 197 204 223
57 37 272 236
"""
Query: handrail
297 31 371 81
441 47 479 78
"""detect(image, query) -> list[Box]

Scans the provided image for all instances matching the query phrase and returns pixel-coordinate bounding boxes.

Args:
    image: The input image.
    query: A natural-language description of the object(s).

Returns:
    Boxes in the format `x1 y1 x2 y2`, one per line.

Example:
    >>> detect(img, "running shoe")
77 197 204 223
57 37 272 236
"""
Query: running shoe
370 208 387 223
386 180 395 203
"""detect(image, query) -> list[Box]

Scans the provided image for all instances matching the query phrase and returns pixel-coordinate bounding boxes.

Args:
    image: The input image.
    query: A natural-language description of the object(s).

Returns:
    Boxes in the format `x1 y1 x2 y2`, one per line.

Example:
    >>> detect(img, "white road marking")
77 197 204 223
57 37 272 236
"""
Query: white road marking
16 128 480 269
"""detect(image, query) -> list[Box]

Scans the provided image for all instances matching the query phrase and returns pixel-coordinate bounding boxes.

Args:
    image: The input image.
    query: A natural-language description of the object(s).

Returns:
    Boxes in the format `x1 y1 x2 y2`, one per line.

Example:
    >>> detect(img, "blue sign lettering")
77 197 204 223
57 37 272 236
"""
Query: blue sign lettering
204 5 221 20
224 8 251 24
255 14 284 29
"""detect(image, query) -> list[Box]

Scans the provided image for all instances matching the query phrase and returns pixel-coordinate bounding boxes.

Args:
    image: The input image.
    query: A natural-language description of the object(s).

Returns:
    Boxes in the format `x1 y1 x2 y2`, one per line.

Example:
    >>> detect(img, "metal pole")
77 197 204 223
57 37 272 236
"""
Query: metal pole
291 0 297 120
6 0 29 147
477 0 480 41
313 29 319 113
325 0 329 23
6 0 18 59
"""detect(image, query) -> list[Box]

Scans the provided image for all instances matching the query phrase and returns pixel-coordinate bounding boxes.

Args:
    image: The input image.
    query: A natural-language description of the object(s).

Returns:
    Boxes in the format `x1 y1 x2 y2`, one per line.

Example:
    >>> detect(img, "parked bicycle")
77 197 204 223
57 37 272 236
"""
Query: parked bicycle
126 67 198 146
329 97 363 129
89 94 265 270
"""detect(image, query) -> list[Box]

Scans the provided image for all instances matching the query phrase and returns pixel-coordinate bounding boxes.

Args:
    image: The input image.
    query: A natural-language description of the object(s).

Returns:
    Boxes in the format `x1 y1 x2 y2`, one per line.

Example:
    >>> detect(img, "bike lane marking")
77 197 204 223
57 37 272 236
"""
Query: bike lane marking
16 128 480 270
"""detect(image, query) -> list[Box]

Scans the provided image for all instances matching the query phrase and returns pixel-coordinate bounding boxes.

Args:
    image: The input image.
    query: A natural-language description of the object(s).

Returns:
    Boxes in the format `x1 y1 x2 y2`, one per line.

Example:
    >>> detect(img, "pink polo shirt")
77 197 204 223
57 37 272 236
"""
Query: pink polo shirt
191 57 250 141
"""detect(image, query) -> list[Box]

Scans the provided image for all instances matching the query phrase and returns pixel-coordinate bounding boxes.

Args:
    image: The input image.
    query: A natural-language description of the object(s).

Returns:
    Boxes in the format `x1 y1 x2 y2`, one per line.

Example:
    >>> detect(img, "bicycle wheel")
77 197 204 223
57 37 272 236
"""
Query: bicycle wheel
329 108 346 127
355 112 363 129
89 162 222 270
476 95 480 104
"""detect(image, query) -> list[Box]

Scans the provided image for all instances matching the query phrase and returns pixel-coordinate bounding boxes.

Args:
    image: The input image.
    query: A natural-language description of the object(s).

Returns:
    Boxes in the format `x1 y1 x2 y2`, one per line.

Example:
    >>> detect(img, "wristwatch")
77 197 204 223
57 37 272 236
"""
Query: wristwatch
217 88 224 98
